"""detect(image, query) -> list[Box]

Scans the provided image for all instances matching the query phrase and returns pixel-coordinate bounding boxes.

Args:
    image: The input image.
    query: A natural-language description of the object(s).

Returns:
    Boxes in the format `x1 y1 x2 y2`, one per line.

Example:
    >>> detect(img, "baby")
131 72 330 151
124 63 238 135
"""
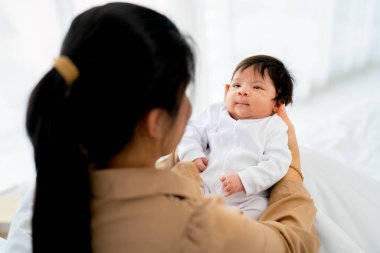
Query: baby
178 55 294 219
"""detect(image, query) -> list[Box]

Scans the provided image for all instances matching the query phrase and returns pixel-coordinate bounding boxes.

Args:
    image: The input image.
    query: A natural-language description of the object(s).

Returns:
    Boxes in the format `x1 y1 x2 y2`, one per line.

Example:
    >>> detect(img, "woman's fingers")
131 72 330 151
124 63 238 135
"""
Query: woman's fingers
277 105 303 182
276 104 298 151
277 104 293 129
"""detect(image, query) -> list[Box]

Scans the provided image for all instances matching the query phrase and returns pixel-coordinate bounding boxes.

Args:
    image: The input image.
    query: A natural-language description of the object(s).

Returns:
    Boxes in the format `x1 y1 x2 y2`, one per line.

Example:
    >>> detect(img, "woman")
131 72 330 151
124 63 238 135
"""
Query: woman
21 2 318 253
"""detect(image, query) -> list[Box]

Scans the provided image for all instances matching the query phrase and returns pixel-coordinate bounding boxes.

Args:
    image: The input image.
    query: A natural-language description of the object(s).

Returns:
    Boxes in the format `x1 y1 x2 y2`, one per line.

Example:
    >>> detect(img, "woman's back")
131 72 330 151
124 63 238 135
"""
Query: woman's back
91 165 199 253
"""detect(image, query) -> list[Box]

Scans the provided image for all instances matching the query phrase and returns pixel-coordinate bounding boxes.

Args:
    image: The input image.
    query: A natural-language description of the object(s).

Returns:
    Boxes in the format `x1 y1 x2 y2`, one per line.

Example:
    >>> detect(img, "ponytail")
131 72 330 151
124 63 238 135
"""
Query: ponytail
27 68 91 253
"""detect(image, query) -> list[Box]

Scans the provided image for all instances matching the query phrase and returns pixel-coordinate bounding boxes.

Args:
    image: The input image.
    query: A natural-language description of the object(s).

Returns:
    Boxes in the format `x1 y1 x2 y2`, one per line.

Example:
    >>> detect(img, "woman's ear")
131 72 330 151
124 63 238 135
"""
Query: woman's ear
144 108 170 140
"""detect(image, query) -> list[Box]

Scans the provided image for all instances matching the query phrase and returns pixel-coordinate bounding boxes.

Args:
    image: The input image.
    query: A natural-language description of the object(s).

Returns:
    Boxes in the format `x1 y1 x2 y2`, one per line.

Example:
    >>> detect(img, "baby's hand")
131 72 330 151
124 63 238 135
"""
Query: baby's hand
220 172 244 197
193 157 208 172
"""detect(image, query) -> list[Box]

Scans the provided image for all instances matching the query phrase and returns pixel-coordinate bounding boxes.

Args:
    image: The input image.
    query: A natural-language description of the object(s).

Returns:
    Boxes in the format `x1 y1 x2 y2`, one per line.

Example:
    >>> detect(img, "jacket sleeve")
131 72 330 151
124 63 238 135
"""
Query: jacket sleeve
238 116 291 195
183 179 319 253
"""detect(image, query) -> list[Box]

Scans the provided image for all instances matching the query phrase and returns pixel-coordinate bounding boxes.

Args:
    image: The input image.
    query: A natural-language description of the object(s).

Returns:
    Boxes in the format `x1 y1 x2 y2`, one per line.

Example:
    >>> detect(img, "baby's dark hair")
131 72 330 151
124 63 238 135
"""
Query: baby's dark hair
231 55 294 105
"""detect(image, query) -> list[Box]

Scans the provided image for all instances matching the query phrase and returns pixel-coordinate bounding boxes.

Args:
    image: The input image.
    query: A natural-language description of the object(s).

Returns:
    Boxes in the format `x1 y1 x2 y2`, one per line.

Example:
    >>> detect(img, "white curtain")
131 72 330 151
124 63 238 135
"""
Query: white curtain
0 0 63 194
0 0 379 194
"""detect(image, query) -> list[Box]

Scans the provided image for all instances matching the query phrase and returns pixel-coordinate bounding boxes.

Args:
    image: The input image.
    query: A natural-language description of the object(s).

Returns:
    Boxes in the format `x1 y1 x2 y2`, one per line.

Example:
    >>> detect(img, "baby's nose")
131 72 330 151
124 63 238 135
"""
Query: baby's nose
238 87 250 96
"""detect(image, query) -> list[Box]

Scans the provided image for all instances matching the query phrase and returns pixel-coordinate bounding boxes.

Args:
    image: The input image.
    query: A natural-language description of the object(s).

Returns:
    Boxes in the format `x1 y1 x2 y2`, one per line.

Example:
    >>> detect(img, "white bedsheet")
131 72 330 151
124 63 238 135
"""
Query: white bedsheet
291 67 380 252
302 148 380 252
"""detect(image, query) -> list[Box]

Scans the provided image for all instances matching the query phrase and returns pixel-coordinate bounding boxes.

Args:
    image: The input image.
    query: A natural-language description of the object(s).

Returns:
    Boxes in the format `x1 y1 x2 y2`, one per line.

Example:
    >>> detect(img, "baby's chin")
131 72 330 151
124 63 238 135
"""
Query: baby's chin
229 109 256 120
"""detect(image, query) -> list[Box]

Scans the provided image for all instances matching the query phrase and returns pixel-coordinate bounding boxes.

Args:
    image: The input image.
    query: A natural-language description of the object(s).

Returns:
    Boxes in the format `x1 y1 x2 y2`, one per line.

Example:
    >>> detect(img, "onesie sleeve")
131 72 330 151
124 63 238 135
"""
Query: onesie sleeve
238 115 291 195
178 104 218 162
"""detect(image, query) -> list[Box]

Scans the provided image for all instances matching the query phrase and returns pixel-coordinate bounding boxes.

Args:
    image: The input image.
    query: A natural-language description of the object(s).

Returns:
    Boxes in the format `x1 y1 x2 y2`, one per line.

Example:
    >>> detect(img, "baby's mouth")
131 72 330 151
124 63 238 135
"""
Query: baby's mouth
236 102 249 106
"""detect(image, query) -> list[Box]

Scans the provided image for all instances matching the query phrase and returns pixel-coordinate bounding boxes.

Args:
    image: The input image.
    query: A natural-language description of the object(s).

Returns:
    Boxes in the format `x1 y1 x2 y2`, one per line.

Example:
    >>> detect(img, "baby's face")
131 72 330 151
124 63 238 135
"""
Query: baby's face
225 67 277 120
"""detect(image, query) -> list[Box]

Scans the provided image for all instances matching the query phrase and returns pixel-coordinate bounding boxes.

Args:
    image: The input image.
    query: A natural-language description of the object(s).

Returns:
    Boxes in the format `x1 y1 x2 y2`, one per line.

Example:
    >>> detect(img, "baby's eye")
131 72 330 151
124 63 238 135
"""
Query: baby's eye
253 86 263 90
232 84 241 88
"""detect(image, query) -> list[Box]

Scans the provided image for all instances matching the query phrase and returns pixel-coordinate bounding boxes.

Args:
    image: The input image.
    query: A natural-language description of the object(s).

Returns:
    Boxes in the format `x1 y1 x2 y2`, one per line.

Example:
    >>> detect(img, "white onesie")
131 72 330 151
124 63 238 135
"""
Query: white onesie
178 102 291 219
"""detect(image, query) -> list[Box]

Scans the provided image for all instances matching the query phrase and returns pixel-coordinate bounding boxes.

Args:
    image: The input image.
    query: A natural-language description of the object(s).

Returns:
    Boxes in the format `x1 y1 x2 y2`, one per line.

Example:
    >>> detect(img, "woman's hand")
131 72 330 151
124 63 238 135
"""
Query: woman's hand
277 104 303 182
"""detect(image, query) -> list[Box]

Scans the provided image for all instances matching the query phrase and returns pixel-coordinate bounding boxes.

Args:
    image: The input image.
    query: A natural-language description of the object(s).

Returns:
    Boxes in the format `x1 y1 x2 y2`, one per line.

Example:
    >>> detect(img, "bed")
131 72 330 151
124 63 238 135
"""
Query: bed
290 67 380 252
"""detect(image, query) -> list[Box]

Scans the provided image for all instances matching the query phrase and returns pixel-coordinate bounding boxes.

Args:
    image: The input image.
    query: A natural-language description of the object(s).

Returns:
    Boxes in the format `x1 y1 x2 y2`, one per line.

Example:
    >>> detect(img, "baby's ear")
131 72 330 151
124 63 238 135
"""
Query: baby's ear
273 100 285 113
224 84 230 100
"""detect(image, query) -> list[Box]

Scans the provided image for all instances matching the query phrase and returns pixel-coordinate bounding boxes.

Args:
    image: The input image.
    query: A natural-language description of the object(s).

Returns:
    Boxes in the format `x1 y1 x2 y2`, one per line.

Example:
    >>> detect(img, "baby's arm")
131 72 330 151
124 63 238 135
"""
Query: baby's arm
238 116 291 195
178 106 214 169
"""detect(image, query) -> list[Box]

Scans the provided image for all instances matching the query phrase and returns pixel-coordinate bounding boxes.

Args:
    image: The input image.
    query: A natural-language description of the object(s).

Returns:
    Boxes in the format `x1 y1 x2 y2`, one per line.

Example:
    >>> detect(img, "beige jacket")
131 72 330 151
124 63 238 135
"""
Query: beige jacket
90 158 319 253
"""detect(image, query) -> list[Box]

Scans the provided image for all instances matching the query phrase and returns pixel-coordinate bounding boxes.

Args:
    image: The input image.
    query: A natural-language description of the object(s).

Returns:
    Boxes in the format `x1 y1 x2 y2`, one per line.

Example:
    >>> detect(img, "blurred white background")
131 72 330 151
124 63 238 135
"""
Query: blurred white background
1 0 380 195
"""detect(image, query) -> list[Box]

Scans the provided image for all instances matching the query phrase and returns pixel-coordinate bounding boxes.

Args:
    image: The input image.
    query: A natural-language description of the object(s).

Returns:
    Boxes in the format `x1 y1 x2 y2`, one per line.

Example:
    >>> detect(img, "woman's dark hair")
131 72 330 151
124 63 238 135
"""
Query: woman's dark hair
231 55 294 105
26 3 194 252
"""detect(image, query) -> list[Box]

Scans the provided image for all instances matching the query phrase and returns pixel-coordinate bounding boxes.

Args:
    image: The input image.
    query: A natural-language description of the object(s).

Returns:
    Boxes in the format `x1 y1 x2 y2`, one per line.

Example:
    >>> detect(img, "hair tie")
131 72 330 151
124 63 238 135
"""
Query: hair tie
53 56 79 85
